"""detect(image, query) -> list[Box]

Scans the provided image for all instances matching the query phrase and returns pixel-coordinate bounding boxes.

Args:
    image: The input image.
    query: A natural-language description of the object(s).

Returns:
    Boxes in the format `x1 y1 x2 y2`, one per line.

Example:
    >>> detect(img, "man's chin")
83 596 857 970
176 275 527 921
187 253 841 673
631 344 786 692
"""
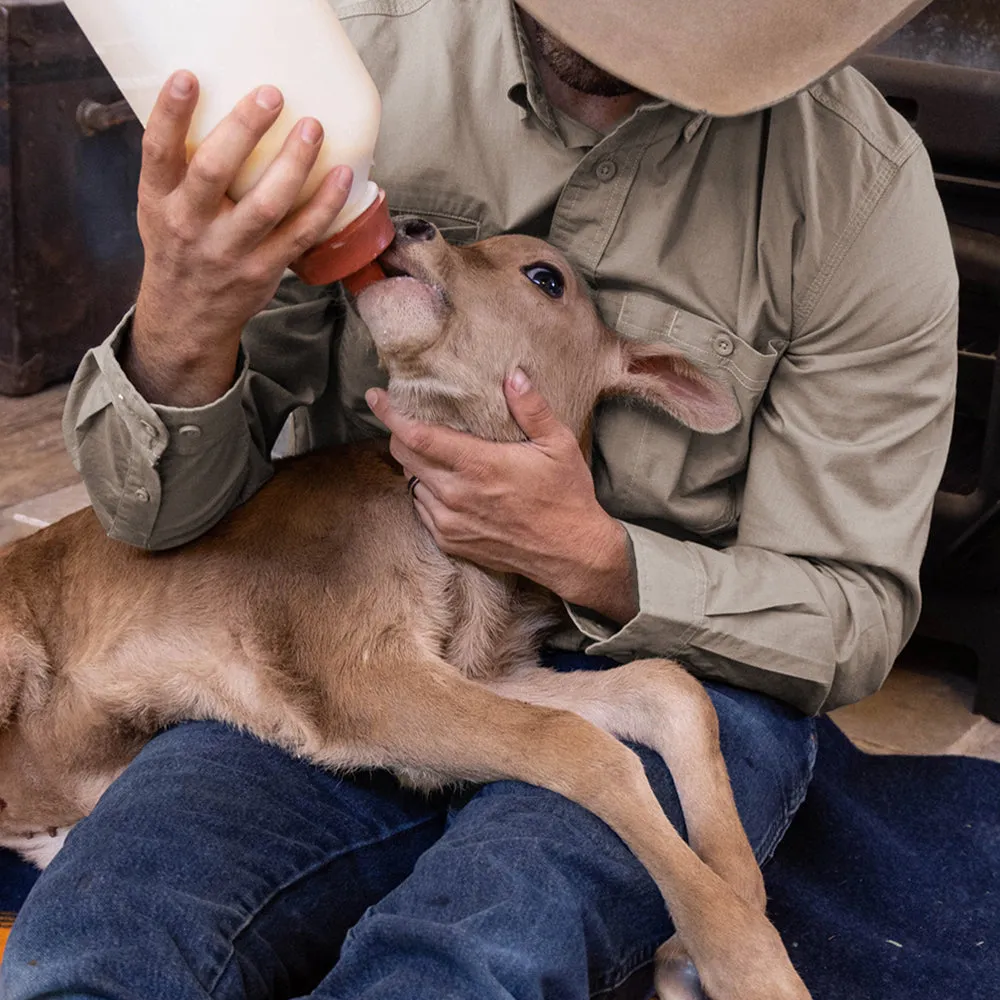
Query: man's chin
558 70 636 98
523 14 637 97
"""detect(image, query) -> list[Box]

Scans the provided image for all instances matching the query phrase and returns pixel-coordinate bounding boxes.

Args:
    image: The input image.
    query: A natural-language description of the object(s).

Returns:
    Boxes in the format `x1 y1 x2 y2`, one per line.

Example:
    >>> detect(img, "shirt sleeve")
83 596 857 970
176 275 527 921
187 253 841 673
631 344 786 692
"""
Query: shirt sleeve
566 144 959 715
62 275 345 550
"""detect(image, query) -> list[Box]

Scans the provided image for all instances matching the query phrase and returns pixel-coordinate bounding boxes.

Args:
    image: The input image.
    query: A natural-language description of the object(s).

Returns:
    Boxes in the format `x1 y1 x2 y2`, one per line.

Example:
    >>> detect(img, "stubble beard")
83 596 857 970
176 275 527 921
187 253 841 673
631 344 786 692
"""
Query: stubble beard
526 17 637 97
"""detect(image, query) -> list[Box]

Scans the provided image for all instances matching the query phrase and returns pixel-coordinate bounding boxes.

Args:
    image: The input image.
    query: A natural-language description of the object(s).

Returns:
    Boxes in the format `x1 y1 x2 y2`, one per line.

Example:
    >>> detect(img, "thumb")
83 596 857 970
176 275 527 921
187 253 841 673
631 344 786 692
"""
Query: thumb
365 387 409 435
505 369 565 443
365 387 389 423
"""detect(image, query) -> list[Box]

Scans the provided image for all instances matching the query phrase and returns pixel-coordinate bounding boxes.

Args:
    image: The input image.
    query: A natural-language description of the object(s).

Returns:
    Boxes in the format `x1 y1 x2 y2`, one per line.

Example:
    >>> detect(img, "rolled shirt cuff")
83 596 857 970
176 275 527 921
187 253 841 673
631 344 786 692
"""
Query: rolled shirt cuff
564 520 701 660
63 308 252 548
68 308 250 460
563 520 836 714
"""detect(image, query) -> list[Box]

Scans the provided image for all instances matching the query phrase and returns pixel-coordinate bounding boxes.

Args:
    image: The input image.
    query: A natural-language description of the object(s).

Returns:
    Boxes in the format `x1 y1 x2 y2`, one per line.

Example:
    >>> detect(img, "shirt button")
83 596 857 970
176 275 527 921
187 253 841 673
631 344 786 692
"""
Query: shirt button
140 419 156 437
134 487 150 504
178 424 202 442
595 159 618 182
712 334 735 357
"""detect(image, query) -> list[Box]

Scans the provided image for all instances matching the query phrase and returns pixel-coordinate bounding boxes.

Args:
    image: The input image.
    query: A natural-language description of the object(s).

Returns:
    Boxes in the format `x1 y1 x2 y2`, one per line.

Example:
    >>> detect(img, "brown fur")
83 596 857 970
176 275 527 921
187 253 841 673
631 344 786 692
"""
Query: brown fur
0 225 810 1000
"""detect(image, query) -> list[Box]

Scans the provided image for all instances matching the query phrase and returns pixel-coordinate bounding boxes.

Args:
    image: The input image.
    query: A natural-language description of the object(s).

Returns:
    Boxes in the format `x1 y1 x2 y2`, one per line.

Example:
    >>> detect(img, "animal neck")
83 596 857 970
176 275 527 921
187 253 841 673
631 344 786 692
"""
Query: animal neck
442 558 558 680
387 378 526 444
2 539 60 635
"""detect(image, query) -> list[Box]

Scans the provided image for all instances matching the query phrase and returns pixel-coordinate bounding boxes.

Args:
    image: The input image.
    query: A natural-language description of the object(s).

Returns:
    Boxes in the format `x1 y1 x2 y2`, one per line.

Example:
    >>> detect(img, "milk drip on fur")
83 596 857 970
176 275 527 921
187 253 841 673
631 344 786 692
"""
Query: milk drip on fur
64 0 394 291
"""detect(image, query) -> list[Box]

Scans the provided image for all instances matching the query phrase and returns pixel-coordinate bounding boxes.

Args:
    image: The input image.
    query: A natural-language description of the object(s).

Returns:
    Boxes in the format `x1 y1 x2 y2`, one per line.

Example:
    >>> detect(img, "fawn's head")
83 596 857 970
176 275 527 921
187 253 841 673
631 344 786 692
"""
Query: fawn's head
355 219 739 443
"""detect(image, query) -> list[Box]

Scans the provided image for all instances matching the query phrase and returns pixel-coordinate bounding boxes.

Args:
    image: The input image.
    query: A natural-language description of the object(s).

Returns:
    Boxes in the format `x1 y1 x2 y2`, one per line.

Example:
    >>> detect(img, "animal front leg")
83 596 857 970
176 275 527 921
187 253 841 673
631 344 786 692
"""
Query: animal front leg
367 658 808 1000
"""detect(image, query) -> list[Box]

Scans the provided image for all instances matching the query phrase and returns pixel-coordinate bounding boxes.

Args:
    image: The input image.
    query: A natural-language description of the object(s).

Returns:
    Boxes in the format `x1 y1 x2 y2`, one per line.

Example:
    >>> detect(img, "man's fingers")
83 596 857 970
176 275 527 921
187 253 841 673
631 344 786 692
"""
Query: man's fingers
505 369 566 444
228 118 330 251
139 71 199 197
368 390 445 460
390 440 467 497
182 85 285 215
367 388 488 471
259 164 353 269
410 479 435 509
412 489 450 550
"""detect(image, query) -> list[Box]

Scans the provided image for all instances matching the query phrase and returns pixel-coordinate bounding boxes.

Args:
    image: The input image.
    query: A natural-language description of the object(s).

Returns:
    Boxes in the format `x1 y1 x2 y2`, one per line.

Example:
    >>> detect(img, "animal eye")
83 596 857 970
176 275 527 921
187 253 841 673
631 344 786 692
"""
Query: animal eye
522 263 565 299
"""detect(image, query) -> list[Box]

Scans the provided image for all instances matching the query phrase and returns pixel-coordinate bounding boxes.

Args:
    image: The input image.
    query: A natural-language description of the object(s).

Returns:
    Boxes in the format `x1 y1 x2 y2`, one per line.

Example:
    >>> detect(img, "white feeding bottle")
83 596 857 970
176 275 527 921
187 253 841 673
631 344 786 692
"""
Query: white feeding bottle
64 0 394 291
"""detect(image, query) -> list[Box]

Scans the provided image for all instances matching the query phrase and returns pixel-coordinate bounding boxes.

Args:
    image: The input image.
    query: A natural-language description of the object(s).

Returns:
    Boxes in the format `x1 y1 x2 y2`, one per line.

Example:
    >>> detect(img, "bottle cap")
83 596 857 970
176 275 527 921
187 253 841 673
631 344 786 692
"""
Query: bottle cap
291 188 395 287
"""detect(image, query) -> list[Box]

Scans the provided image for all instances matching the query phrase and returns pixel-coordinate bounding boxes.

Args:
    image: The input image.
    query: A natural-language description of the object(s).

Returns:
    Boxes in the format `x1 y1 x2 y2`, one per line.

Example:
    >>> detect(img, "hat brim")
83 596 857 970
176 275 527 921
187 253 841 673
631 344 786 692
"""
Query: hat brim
517 0 934 116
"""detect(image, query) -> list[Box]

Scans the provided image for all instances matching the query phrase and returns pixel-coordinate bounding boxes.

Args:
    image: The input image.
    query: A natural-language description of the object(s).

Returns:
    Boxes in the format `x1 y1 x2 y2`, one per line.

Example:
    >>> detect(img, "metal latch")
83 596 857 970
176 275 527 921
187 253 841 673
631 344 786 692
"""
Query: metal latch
76 99 138 136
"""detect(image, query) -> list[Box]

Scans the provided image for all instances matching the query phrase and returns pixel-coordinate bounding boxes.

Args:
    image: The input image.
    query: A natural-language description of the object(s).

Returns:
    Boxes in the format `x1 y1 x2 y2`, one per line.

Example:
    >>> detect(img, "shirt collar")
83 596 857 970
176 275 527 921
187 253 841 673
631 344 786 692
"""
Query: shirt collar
683 111 710 141
502 1 559 133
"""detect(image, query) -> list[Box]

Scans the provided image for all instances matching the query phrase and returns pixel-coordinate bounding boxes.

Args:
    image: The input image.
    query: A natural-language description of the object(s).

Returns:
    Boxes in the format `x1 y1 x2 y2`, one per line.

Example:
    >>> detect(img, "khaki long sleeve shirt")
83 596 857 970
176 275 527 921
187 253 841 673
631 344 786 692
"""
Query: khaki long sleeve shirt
63 0 959 715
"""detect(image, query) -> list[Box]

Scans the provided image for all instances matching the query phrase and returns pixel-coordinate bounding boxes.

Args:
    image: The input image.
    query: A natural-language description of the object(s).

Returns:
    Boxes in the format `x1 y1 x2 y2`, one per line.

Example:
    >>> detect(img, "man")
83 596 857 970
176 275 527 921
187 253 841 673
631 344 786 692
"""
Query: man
3 1 956 998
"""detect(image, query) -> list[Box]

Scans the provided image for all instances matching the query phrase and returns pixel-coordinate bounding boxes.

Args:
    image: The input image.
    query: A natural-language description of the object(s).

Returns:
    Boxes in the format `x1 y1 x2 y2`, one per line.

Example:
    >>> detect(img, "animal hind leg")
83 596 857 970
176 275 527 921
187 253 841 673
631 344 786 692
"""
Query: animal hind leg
480 659 765 912
480 660 787 1000
359 657 808 1000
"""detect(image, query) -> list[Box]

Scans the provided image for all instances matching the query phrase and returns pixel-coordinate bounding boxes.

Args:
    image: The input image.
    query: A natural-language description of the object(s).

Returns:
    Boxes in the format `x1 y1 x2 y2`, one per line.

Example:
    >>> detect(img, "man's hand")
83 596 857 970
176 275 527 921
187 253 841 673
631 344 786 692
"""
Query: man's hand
366 370 639 625
127 71 353 407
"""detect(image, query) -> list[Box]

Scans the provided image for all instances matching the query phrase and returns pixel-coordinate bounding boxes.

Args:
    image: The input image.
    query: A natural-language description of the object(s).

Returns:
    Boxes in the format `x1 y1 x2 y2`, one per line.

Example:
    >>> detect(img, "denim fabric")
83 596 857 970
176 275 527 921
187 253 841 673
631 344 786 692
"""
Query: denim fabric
2 657 816 1000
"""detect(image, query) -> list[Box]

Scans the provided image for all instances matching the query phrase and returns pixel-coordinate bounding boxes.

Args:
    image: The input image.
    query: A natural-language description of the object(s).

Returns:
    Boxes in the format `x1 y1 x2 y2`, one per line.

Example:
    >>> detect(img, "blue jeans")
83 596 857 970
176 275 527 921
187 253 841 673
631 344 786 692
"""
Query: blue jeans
2 656 816 1000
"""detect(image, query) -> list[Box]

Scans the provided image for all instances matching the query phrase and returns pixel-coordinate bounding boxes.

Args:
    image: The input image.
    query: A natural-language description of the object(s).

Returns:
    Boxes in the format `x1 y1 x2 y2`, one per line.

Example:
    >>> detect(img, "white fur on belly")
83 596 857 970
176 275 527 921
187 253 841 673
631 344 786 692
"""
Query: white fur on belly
2 827 72 869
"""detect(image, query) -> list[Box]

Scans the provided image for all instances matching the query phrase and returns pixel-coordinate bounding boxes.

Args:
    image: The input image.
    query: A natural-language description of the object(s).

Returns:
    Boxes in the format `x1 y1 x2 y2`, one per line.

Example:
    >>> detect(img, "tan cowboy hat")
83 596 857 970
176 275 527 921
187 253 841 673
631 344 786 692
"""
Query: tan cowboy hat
516 0 934 116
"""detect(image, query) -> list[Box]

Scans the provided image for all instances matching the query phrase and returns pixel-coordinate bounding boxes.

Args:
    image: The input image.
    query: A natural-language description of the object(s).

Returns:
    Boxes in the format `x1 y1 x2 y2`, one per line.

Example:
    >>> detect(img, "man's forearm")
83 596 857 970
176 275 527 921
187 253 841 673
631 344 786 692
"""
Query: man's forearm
126 294 242 408
554 516 639 627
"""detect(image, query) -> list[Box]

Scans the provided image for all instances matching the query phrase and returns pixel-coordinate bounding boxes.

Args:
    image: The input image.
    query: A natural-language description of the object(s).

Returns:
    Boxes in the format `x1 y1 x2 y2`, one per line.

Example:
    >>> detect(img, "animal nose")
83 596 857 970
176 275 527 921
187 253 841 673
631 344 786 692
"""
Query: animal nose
397 217 438 242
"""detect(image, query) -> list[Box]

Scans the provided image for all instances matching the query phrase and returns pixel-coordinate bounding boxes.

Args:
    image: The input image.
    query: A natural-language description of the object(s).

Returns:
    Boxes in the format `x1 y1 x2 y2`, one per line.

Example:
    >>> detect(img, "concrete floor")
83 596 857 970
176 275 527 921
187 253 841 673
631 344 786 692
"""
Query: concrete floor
3 382 1000 763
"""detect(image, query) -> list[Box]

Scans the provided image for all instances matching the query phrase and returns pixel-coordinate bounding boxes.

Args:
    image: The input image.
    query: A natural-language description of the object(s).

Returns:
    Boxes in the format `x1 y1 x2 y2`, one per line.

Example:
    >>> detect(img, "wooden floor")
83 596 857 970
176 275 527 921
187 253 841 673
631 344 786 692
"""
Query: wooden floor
2 382 999 762
0 384 89 547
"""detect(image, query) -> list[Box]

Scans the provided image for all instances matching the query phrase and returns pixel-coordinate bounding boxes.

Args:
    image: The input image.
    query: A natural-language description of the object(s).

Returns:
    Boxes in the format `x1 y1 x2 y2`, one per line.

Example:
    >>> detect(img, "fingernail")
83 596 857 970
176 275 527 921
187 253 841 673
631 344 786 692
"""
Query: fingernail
255 85 282 111
301 119 323 146
332 165 353 190
366 389 379 410
511 368 531 393
170 71 194 98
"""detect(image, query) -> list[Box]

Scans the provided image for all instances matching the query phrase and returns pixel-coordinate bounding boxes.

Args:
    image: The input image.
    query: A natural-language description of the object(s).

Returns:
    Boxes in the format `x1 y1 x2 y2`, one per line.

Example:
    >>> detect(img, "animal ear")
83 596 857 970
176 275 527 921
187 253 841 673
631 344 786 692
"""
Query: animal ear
603 339 741 434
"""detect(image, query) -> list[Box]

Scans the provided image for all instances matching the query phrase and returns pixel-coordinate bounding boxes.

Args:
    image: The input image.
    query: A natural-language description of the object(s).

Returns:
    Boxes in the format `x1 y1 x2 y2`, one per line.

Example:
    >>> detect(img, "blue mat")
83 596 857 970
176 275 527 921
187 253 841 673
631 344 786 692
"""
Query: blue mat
0 854 36 913
2 717 998 998
765 716 999 999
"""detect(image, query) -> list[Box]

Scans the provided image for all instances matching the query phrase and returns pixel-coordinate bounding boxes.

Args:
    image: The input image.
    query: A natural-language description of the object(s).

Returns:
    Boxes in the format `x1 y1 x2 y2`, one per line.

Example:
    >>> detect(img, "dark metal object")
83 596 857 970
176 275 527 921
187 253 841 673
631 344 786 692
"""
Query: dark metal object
0 1 144 396
76 98 137 136
916 218 1000 721
929 225 1000 536
852 55 1000 180
856 0 1000 721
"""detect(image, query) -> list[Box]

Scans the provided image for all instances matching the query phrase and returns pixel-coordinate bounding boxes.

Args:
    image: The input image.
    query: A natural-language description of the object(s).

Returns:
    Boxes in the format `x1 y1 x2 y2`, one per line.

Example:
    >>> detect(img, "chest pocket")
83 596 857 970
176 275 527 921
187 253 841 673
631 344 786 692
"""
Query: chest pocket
593 291 786 536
